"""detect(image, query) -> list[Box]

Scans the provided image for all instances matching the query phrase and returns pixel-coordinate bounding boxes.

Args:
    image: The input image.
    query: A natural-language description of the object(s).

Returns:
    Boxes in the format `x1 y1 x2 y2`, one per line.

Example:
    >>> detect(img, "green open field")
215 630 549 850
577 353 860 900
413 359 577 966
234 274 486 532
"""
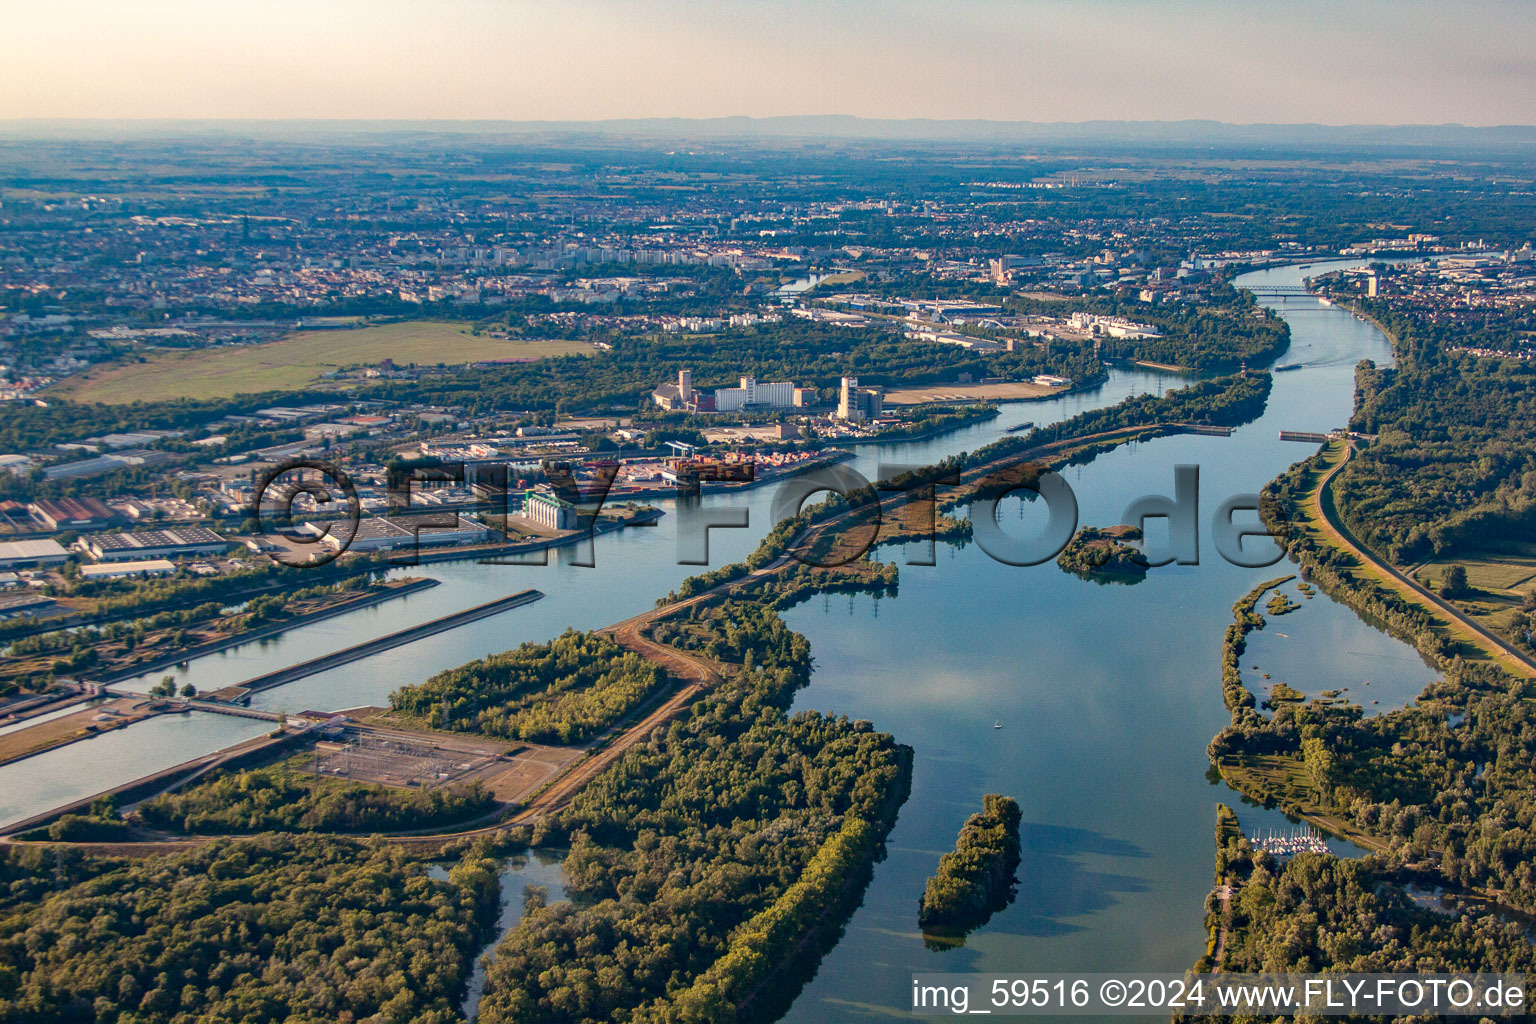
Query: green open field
1414 551 1536 640
52 321 591 403
1418 551 1536 597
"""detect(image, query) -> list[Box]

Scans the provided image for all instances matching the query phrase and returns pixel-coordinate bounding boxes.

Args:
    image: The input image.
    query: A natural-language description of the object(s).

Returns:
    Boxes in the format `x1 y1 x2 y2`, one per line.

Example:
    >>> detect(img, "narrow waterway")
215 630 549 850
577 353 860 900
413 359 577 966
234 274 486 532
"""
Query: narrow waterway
0 698 103 739
458 852 569 1021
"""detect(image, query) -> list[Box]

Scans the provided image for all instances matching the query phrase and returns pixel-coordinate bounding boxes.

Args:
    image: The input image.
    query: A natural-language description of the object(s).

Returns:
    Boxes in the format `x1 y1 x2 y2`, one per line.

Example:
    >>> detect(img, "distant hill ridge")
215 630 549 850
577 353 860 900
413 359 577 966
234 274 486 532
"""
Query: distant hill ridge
3 115 1535 151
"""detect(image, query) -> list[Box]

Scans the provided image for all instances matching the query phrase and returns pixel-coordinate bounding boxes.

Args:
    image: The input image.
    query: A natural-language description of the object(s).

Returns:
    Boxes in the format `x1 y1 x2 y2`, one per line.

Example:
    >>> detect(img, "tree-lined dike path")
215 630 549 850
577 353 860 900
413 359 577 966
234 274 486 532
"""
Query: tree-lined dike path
0 417 1208 854
1304 439 1536 679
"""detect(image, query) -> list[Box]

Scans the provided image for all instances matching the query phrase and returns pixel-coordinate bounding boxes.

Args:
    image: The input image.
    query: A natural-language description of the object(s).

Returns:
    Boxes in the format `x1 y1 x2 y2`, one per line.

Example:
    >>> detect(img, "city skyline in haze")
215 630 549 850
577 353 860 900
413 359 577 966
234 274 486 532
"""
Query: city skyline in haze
5 0 1536 127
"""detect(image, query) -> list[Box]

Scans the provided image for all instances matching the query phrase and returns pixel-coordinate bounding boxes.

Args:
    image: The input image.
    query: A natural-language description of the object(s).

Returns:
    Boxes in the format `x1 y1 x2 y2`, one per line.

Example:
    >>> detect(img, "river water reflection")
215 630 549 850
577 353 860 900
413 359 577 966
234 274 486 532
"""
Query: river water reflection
0 261 1436 1022
0 368 1161 826
773 261 1420 1020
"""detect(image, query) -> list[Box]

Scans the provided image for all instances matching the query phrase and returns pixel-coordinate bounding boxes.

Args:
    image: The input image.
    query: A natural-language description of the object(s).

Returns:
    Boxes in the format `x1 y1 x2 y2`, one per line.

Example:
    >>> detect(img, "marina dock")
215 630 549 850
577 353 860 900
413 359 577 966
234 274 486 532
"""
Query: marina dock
1254 826 1329 856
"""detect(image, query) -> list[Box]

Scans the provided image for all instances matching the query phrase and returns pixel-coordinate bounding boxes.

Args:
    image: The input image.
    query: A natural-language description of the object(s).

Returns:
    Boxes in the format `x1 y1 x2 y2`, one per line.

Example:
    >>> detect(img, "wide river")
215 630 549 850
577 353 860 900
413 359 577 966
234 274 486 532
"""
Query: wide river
0 260 1441 1020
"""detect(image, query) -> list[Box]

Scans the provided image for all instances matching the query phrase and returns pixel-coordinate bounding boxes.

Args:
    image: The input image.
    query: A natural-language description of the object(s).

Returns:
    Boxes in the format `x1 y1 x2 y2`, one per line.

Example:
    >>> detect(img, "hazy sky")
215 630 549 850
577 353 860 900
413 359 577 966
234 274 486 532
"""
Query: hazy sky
6 0 1535 125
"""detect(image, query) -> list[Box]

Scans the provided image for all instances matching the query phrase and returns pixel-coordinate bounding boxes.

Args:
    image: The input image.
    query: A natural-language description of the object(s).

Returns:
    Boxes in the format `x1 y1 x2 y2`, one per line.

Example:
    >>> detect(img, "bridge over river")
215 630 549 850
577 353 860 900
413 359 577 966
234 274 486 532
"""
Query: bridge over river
1243 283 1311 295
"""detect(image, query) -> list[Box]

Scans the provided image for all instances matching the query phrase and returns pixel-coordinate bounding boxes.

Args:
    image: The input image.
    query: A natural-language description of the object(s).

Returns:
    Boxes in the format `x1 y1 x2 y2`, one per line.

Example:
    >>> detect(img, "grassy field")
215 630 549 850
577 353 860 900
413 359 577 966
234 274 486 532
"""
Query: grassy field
52 321 591 403
807 270 866 288
1416 552 1536 597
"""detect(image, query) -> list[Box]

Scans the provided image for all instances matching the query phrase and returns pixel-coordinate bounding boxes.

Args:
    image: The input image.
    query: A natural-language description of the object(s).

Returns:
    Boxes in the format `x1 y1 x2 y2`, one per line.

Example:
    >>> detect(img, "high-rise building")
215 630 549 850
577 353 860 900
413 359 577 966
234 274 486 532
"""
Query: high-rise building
651 368 701 410
654 369 795 412
837 376 883 422
715 375 794 411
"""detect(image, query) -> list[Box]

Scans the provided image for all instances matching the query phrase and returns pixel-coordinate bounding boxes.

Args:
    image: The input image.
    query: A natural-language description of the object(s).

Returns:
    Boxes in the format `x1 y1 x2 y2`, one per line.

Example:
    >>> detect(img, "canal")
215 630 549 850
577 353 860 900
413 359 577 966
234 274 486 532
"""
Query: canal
0 260 1440 1024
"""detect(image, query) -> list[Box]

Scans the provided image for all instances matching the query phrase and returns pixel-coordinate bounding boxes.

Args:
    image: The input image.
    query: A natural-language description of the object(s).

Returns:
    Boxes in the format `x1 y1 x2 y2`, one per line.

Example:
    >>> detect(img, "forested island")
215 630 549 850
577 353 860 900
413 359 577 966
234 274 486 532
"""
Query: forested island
472 595 913 1024
917 794 1022 932
1056 524 1150 581
0 836 503 1023
1264 590 1299 616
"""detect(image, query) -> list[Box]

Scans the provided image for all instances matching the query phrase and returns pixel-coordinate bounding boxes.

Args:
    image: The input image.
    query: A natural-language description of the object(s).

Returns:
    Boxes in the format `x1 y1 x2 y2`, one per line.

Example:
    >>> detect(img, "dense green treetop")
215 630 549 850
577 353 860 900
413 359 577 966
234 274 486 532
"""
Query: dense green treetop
918 794 1023 931
0 835 499 1024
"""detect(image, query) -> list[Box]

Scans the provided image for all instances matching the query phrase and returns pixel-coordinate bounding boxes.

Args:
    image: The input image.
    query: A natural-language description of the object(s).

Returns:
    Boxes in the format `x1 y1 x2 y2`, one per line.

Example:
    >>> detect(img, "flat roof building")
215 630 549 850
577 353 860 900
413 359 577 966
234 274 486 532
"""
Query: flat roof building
0 454 35 476
83 526 229 562
654 369 795 413
0 539 70 570
714 376 795 412
78 559 176 580
0 592 58 619
42 452 164 481
304 515 495 552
